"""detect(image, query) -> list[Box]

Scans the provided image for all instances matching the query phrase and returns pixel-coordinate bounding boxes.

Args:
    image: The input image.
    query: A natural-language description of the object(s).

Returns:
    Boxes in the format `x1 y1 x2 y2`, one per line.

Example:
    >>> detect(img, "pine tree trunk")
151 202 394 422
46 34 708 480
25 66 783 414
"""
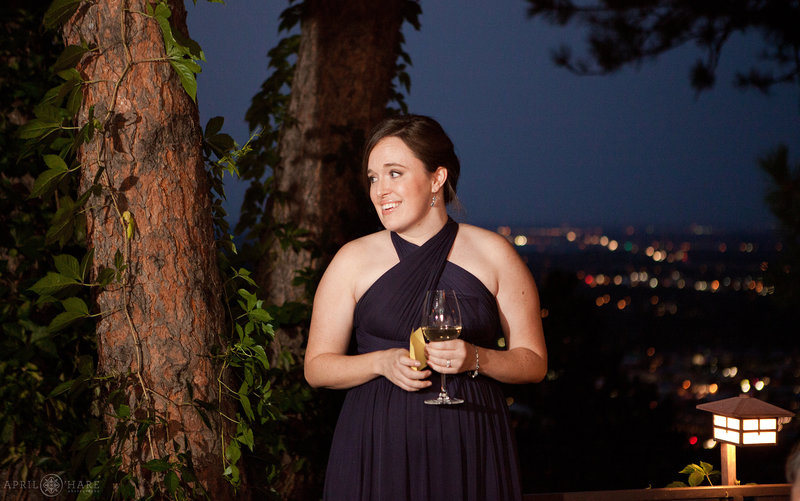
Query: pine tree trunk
256 0 405 350
63 1 234 497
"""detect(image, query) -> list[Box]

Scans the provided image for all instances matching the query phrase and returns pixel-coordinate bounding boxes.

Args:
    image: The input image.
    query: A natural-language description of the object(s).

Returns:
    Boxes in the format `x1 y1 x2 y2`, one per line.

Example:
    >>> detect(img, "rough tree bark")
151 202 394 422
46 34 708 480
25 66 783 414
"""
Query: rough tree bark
256 0 406 352
63 1 233 497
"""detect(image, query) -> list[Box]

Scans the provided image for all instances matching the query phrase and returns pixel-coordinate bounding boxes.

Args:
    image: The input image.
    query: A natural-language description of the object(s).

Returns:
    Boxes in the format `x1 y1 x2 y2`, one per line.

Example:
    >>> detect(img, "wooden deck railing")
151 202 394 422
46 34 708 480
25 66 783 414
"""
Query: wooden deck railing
524 483 791 501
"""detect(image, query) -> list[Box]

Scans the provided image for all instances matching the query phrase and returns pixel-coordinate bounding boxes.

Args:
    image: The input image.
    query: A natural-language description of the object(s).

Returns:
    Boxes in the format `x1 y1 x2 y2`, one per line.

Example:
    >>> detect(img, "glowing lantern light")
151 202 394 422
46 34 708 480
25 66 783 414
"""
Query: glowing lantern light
696 394 794 485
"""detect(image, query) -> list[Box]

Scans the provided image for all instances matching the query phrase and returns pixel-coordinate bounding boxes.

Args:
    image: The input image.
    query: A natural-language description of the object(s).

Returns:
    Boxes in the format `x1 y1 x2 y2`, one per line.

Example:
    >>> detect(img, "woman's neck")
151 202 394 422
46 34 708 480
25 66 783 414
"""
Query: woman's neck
394 209 449 245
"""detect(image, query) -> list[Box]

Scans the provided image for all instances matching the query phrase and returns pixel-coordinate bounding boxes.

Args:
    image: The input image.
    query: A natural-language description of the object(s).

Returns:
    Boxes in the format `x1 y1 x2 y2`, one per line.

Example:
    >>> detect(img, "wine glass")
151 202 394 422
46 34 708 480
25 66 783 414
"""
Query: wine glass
421 289 463 405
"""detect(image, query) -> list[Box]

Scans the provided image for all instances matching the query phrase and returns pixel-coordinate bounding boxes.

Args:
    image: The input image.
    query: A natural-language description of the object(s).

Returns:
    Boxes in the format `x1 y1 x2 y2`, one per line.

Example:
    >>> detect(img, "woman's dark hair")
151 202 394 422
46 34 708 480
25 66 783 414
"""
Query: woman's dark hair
362 114 460 204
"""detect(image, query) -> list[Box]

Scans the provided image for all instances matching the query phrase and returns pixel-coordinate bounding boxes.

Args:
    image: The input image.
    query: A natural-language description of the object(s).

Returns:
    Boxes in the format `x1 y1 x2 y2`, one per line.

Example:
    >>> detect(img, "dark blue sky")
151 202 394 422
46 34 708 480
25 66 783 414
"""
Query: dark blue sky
187 1 799 231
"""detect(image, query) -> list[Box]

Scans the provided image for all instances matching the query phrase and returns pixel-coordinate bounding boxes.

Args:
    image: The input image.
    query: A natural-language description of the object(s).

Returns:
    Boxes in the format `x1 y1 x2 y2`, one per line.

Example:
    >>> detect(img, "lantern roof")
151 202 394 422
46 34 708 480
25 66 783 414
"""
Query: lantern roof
696 394 795 419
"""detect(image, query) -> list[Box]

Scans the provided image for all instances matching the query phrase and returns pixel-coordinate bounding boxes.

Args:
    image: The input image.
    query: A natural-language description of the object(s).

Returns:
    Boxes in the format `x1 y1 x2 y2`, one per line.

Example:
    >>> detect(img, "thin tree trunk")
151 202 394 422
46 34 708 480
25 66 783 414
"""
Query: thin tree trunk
63 1 233 497
257 0 405 350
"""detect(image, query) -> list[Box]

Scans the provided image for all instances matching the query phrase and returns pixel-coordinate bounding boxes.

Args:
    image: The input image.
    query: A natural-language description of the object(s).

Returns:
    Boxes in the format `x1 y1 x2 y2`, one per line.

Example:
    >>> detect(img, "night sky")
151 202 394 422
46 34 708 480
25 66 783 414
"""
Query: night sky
187 1 799 231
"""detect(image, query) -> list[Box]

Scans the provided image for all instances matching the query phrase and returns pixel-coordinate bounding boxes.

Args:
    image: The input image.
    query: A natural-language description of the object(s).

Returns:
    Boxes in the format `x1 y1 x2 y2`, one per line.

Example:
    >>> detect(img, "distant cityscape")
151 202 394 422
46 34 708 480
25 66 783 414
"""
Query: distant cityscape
494 223 798 490
502 222 780 310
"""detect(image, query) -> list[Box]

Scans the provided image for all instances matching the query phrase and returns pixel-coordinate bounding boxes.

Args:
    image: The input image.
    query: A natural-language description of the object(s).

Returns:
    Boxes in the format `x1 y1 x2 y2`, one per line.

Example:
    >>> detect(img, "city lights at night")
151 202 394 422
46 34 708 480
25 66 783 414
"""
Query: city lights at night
501 222 798 490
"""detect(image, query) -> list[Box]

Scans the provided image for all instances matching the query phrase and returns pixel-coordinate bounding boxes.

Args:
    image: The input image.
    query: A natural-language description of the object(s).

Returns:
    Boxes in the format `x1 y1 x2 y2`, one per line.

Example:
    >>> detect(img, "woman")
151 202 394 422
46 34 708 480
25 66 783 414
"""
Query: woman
305 115 547 500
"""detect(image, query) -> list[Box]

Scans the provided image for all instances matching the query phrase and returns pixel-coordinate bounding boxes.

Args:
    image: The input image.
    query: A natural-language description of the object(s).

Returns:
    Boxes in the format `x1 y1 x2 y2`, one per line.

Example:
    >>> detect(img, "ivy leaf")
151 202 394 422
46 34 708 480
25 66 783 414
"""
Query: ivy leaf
18 118 62 140
76 187 94 211
143 458 171 472
29 272 79 297
66 82 83 117
43 154 69 171
152 2 176 50
47 310 87 333
80 249 94 281
56 67 82 82
29 164 69 199
252 345 269 370
62 297 89 315
96 267 116 287
193 405 212 431
236 268 257 286
223 463 240 484
238 381 255 420
122 211 136 240
239 393 254 422
46 202 77 246
205 116 224 137
37 68 83 121
54 254 82 280
248 308 271 324
48 379 76 398
115 404 131 420
681 463 703 474
169 59 198 102
43 0 82 29
237 289 257 312
237 426 255 451
114 249 125 270
206 133 235 158
33 101 66 121
164 470 179 494
225 439 241 464
117 477 135 498
688 470 704 487
700 461 714 474
52 44 89 72
135 421 150 441
173 25 204 61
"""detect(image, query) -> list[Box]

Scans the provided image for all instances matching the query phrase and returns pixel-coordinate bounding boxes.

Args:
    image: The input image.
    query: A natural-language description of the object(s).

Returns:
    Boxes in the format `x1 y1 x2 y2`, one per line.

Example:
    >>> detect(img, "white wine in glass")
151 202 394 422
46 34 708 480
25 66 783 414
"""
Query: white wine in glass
421 290 463 405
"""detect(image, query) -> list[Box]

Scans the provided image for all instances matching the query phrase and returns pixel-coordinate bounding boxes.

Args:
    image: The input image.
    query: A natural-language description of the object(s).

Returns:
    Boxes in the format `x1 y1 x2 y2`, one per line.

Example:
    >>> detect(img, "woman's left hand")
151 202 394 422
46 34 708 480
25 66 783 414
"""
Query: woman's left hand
425 339 472 373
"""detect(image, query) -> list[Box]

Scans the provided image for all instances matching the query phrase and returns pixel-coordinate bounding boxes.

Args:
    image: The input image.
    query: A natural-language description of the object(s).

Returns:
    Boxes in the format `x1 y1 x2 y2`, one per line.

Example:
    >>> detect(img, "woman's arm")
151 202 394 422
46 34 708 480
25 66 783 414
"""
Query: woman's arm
425 231 547 384
304 242 432 391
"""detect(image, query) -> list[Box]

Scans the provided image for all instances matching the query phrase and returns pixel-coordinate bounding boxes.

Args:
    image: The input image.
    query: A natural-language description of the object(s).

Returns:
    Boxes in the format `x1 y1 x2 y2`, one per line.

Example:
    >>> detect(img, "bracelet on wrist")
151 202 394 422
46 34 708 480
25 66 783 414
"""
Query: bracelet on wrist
470 344 480 378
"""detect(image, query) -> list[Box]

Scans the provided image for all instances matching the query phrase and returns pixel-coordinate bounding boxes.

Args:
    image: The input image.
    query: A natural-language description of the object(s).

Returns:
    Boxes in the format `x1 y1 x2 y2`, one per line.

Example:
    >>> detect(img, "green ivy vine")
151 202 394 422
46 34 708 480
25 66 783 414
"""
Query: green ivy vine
8 0 283 499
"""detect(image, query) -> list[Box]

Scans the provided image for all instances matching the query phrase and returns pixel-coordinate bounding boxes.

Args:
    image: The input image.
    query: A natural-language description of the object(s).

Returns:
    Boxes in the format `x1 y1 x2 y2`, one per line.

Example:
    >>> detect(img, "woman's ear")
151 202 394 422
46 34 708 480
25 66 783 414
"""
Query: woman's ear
432 166 448 194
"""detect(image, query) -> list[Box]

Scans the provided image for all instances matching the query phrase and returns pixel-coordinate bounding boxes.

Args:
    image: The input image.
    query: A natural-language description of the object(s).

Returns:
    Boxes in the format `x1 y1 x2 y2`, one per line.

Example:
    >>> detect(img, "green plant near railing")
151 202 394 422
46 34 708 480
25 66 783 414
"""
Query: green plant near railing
666 461 721 487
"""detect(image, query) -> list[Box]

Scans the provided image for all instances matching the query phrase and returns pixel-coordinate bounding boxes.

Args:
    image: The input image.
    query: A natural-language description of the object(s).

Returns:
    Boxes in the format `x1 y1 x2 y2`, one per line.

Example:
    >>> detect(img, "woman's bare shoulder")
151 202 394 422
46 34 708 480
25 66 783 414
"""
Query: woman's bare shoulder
335 230 392 264
447 224 516 294
322 230 397 299
325 231 397 284
456 223 516 256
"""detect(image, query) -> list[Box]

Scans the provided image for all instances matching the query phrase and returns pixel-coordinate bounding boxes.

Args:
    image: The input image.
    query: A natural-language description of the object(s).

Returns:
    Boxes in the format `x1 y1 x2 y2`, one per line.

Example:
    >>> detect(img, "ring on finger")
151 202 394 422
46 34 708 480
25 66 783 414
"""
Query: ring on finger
446 359 452 368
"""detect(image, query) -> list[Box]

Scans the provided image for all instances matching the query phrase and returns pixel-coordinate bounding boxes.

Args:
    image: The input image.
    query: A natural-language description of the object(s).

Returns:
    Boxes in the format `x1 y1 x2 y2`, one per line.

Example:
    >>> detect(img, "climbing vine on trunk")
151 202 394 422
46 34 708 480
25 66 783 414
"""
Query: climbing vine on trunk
16 0 279 498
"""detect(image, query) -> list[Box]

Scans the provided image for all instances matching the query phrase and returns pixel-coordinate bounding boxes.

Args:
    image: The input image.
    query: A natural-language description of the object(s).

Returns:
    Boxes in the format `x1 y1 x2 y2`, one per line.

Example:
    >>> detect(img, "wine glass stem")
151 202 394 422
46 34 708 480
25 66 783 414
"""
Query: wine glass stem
440 373 447 397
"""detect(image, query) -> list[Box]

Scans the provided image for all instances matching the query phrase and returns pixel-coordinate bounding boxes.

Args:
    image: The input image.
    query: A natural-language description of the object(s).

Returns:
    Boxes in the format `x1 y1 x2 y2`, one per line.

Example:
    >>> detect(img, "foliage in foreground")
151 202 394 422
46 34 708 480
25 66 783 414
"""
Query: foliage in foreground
666 461 720 487
1 1 295 498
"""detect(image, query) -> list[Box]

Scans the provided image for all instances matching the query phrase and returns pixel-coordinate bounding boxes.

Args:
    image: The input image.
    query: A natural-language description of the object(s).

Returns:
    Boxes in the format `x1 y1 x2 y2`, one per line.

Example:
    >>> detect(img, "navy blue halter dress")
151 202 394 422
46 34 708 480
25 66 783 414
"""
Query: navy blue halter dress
322 220 523 501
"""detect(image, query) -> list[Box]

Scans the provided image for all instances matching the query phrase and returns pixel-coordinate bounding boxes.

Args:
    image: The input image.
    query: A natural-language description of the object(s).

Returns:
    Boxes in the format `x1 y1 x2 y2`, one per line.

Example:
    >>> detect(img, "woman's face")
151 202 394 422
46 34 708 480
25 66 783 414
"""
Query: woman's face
366 136 442 235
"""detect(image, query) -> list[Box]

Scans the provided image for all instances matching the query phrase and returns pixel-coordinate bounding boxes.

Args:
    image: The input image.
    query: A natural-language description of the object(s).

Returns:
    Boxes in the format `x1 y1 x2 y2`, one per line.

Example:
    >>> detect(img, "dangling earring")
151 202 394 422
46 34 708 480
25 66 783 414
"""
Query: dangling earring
430 195 437 207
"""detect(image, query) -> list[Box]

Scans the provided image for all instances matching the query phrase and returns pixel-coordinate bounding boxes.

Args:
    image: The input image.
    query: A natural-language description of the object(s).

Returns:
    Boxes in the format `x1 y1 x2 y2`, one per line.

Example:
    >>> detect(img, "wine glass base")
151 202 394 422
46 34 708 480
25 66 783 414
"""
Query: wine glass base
424 397 464 405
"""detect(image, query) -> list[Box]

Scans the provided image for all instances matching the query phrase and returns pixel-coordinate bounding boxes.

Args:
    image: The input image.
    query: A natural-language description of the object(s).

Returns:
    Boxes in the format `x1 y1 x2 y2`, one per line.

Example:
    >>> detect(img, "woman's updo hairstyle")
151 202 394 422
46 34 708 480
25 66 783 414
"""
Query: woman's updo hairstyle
362 114 460 204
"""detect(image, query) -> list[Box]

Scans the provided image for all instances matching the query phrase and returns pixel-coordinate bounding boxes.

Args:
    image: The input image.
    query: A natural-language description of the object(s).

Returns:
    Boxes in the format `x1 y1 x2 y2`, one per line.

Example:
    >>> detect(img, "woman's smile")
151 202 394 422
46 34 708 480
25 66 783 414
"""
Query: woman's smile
380 200 401 213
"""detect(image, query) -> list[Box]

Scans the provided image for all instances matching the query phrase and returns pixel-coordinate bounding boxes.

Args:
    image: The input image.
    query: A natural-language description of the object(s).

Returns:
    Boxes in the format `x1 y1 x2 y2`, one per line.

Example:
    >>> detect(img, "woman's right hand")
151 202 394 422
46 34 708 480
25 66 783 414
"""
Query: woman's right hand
379 348 432 392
